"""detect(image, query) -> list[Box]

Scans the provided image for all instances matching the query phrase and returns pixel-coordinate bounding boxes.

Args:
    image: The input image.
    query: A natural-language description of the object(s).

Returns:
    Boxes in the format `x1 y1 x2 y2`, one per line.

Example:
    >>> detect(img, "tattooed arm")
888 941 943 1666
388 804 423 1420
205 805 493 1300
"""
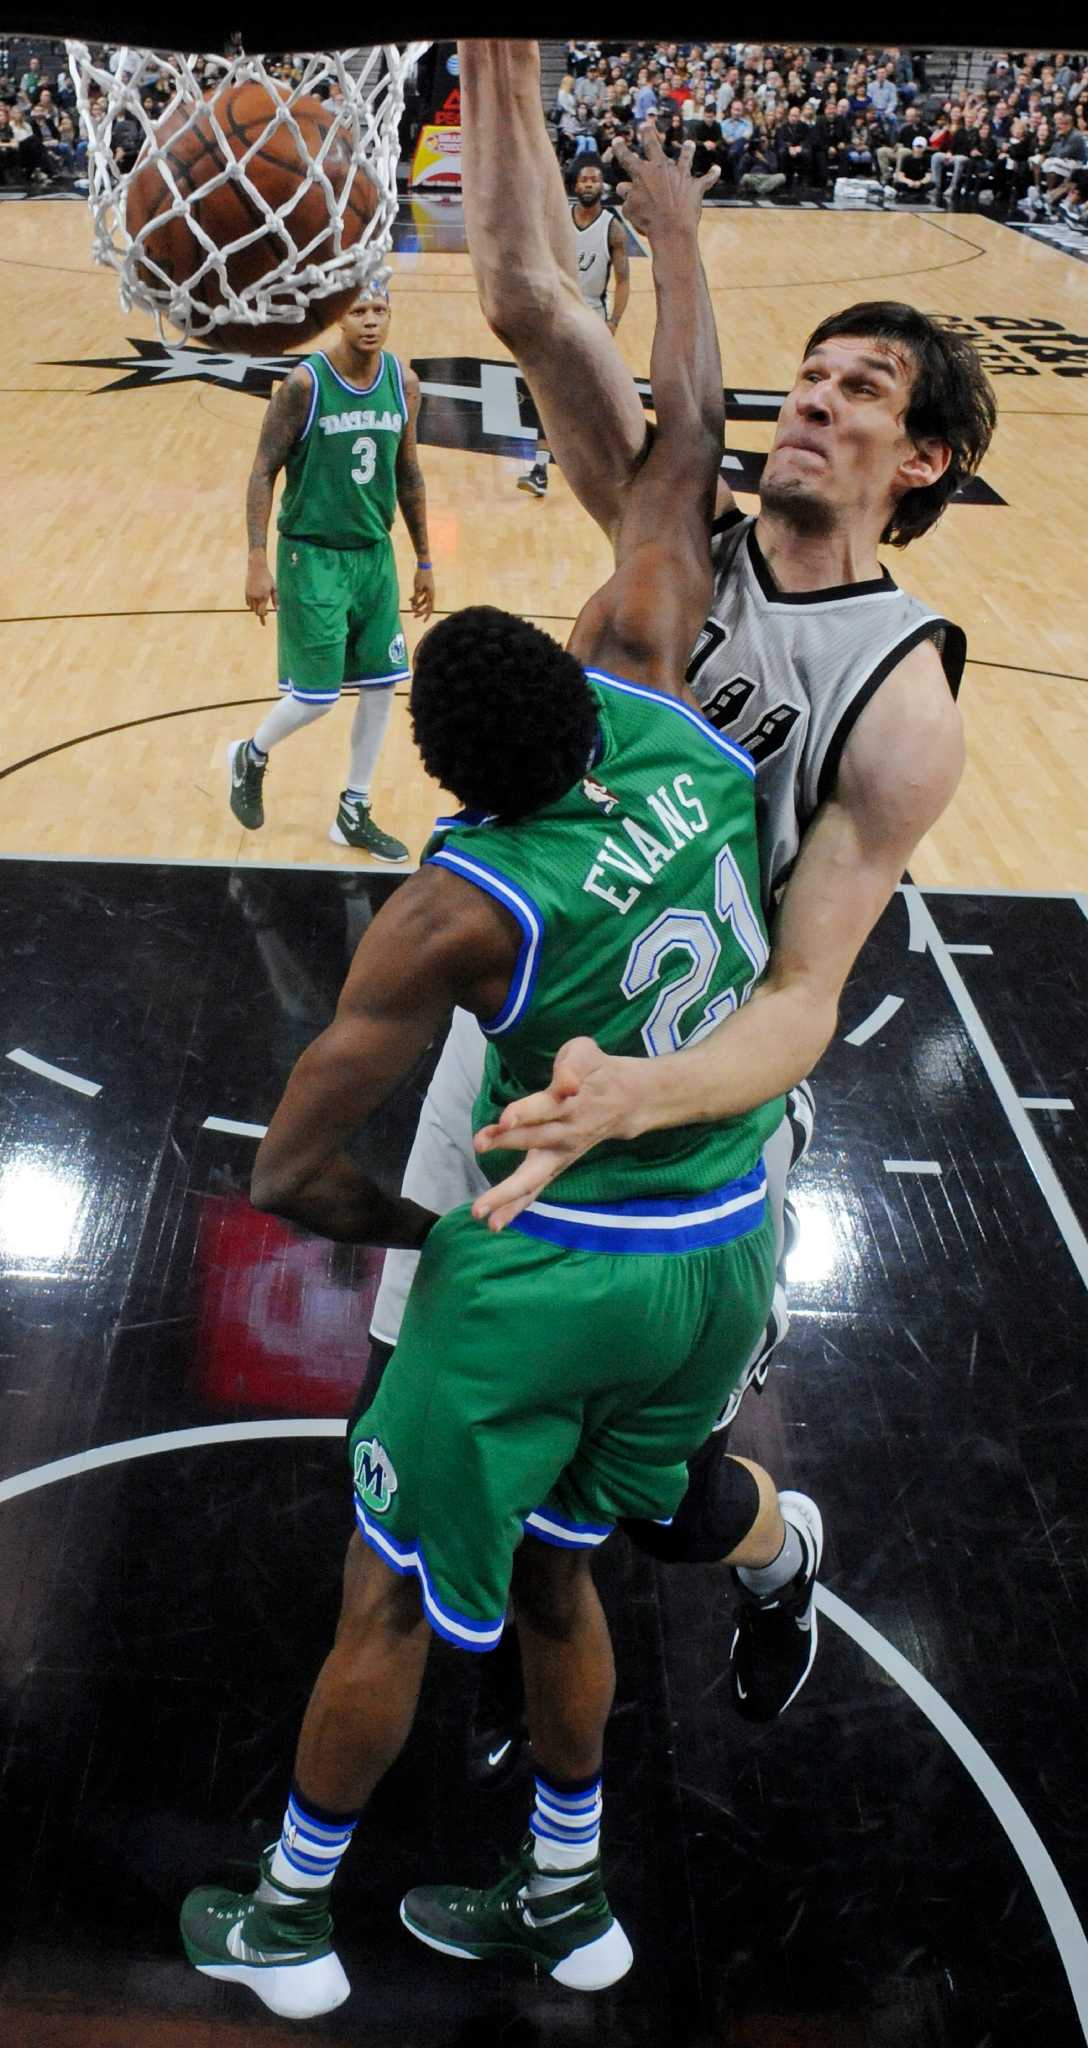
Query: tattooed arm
244 366 313 623
394 364 435 621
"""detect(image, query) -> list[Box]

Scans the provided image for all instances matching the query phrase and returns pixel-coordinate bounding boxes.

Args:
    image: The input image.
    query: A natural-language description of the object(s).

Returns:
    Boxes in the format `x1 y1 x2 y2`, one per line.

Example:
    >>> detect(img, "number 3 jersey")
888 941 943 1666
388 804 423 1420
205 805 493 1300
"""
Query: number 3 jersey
277 349 407 550
423 671 784 1216
690 512 967 910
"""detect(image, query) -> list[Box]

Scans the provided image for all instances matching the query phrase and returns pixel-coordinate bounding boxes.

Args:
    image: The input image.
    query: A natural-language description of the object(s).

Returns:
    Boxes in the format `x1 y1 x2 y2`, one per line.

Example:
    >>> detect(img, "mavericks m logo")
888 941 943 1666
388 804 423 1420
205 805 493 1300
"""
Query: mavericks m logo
354 1436 398 1515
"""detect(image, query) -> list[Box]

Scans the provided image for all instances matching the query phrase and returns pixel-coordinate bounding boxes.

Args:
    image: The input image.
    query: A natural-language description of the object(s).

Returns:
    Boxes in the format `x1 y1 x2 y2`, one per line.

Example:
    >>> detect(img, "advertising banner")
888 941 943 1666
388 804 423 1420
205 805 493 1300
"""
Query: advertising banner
410 42 461 188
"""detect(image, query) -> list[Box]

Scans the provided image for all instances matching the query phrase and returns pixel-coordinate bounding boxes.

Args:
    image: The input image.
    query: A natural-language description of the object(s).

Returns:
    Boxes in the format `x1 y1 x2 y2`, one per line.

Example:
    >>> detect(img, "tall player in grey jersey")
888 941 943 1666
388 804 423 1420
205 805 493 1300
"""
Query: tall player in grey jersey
517 157 630 498
367 46 996 1749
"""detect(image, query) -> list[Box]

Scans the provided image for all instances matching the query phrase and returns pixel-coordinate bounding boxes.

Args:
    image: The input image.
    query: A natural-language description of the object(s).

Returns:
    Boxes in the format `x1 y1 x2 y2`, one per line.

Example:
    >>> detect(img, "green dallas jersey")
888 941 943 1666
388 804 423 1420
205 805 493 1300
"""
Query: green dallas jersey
424 671 785 1240
277 349 407 549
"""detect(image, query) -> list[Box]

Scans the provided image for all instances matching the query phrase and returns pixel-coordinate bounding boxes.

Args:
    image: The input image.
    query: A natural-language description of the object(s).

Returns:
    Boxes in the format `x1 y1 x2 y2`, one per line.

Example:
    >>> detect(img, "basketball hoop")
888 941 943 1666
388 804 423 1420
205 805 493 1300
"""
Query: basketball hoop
66 44 430 347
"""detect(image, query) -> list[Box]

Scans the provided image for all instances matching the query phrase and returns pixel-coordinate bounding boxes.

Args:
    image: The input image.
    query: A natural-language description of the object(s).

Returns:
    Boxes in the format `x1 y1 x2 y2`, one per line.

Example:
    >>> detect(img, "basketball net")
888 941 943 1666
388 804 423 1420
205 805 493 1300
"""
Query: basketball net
65 44 430 345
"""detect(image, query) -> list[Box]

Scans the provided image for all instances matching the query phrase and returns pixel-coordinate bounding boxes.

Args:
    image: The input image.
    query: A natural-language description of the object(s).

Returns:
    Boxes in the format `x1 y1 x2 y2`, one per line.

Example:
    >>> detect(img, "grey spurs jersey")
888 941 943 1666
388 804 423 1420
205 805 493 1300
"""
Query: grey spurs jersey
572 202 615 317
687 511 966 911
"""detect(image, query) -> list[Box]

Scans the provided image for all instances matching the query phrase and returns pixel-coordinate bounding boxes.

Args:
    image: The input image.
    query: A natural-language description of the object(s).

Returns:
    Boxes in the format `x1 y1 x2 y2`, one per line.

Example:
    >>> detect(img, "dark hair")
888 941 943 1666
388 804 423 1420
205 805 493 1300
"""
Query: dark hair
801 300 997 545
410 607 598 822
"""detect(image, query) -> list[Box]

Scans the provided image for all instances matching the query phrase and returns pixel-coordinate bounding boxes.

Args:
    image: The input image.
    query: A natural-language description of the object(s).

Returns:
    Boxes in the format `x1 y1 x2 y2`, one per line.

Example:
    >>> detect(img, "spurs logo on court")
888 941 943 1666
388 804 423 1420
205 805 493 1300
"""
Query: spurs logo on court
46 344 1009 499
354 1436 398 1515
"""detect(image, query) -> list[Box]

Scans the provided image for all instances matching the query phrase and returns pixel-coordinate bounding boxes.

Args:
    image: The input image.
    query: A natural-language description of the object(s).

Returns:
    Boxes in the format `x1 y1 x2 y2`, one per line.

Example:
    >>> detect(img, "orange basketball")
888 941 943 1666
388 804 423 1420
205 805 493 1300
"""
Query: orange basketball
124 80 380 352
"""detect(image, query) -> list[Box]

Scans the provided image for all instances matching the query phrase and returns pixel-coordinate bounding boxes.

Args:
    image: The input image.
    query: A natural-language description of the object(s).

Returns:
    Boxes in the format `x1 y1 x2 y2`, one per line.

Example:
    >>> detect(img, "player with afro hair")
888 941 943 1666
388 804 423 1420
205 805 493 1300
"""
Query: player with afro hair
410 605 600 823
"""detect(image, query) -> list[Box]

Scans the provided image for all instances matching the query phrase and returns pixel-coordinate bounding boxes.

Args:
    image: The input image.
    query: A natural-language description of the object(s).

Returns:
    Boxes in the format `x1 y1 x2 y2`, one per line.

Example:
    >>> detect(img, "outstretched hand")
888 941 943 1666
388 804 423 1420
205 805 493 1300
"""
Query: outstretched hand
471 1036 644 1232
611 120 721 238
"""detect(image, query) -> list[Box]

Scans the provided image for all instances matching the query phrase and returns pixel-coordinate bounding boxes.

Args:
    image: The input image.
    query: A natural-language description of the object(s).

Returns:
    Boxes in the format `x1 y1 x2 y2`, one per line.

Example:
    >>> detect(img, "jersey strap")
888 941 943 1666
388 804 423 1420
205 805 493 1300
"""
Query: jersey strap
426 845 544 1035
815 616 968 804
511 1158 767 1256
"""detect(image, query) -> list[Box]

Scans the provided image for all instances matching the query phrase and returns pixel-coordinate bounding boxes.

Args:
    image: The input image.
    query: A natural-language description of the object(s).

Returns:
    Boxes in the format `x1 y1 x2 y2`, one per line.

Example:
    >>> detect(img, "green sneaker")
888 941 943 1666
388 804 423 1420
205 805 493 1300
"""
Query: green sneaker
180 1847 350 2019
399 1836 633 1991
329 793 409 862
227 739 267 831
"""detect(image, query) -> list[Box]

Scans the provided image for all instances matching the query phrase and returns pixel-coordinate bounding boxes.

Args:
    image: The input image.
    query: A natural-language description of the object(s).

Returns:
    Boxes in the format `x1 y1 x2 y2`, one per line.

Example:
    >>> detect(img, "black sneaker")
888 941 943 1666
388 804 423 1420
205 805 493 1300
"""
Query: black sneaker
517 464 548 496
227 739 266 831
329 793 409 862
730 1491 823 1722
400 1835 633 1990
180 1846 349 2018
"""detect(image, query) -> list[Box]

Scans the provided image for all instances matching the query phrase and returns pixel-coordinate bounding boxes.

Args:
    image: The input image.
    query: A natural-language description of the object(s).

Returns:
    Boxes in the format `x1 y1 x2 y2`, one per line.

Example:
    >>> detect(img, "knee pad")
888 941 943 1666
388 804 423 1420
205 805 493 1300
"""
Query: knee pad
621 1437 761 1564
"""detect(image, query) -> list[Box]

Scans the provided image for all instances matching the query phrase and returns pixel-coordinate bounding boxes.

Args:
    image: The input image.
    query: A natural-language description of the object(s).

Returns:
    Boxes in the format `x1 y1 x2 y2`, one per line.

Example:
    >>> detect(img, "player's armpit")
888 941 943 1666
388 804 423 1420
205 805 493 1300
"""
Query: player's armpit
569 547 711 699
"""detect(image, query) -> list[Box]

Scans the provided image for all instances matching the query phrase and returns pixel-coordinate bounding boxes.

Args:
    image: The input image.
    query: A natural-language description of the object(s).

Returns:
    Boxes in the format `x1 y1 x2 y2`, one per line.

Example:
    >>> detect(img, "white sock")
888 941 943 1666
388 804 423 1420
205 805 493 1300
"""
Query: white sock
737 1514 804 1597
252 694 334 754
529 1770 602 1882
347 687 396 798
258 1787 360 1898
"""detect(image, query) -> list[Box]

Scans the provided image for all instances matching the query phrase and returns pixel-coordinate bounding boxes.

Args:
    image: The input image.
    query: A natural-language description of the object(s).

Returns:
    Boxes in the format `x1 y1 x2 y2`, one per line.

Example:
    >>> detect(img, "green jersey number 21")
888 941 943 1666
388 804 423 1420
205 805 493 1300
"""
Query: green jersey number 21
620 841 769 1057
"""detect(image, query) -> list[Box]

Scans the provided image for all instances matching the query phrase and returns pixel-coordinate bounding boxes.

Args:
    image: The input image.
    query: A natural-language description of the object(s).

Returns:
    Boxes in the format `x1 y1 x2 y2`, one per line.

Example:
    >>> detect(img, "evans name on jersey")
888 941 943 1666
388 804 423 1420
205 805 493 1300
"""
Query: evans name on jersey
582 771 710 915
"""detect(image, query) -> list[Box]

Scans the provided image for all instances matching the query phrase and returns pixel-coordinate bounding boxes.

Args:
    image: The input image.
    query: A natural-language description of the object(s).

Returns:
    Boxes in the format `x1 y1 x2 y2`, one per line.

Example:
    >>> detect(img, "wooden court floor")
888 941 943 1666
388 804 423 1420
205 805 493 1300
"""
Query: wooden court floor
1 197 1086 888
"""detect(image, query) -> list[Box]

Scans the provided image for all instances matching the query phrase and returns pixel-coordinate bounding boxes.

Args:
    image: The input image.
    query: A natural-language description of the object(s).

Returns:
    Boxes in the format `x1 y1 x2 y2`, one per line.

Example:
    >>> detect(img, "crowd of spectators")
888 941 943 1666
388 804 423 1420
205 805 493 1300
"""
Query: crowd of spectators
551 42 1088 226
3 36 1088 235
0 41 88 185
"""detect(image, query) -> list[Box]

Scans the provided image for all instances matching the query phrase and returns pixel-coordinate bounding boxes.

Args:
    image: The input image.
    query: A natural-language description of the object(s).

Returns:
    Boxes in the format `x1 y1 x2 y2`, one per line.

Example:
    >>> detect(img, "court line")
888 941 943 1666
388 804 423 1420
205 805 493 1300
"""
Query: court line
817 1585 1088 2043
0 1420 1081 2038
917 886 1088 899
844 993 903 1046
884 1159 942 1174
0 1420 343 1504
902 885 1088 1290
964 658 1088 685
5 617 1083 690
0 851 419 873
0 256 98 275
6 1047 101 1097
0 698 277 781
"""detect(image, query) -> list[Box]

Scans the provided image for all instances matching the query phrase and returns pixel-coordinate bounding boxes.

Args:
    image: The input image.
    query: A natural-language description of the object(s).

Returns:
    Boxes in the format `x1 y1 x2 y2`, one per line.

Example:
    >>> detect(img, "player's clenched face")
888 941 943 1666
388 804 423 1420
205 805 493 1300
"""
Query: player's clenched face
340 293 391 352
761 334 940 537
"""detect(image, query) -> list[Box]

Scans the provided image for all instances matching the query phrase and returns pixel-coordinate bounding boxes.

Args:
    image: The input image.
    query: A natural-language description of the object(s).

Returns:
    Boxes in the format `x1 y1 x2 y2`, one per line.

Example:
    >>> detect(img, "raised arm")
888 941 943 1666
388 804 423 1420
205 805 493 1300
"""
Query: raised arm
244 365 312 623
458 39 649 543
566 126 721 695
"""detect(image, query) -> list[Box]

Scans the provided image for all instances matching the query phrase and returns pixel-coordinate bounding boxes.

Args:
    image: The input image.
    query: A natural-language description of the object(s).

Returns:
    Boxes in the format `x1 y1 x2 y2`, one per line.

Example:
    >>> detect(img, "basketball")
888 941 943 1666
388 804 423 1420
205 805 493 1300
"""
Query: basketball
124 81 380 352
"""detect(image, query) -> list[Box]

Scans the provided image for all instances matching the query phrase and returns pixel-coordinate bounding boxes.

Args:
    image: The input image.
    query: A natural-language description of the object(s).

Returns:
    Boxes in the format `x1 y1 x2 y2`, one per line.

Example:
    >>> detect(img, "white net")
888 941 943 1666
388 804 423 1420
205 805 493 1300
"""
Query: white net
66 43 430 345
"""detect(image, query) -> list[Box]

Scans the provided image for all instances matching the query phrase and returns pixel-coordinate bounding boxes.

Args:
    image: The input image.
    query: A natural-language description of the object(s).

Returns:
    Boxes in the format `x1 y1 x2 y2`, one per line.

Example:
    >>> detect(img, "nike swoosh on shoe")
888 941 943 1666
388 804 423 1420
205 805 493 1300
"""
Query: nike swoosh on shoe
227 1928 312 1965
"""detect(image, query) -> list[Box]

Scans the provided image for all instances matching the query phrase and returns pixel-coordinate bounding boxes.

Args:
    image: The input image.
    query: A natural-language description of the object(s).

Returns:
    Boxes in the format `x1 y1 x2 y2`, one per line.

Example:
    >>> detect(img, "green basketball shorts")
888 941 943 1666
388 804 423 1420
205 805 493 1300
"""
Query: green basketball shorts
348 1191 775 1650
276 534 409 702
